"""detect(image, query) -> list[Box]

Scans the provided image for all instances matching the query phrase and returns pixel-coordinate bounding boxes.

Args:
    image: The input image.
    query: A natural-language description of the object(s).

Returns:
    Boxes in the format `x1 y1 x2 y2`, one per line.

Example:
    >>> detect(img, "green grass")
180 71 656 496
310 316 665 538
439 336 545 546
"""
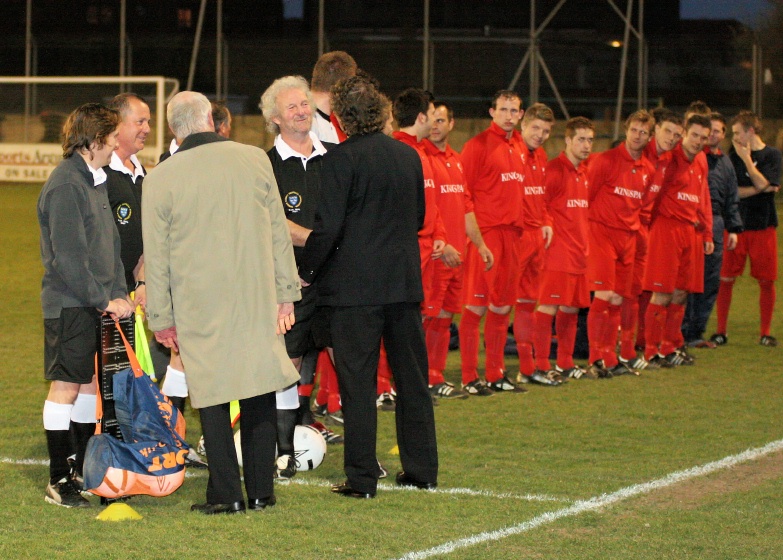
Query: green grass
1 183 782 559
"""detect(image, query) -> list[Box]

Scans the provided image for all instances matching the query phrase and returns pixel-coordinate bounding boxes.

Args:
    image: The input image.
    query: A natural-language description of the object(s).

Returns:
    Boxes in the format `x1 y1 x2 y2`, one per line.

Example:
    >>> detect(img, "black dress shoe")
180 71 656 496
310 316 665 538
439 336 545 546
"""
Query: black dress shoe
395 471 437 490
190 501 246 514
331 482 375 499
247 495 276 510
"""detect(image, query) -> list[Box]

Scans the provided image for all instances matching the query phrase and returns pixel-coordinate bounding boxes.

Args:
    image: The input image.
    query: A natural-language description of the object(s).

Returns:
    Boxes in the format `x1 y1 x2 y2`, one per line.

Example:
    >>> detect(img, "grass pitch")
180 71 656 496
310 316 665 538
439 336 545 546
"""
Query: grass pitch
1 183 782 559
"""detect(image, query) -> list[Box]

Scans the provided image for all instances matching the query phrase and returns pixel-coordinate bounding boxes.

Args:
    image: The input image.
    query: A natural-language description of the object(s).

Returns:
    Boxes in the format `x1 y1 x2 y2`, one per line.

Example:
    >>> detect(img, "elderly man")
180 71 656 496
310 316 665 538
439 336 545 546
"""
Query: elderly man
300 75 438 499
143 91 301 514
260 75 337 477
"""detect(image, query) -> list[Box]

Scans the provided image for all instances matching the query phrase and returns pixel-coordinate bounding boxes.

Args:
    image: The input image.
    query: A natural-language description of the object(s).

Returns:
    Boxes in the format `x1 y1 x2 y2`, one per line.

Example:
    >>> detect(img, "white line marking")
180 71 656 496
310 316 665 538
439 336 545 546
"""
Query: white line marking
281 477 569 502
1 457 47 466
394 438 783 560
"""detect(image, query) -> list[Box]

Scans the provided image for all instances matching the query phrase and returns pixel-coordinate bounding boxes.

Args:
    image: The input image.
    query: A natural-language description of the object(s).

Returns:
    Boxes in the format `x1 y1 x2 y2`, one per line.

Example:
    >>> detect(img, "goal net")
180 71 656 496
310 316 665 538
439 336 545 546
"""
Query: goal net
0 76 179 182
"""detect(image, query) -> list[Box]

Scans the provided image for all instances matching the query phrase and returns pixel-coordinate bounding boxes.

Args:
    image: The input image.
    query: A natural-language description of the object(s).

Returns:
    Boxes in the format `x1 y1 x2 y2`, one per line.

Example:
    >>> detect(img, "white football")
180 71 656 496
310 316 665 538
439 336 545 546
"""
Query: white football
292 424 327 471
233 424 326 470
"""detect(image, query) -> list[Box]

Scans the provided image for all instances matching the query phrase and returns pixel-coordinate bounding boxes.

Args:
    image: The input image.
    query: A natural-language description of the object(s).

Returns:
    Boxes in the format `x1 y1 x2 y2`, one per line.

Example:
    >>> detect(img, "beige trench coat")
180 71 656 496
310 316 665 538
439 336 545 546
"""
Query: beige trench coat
142 137 301 408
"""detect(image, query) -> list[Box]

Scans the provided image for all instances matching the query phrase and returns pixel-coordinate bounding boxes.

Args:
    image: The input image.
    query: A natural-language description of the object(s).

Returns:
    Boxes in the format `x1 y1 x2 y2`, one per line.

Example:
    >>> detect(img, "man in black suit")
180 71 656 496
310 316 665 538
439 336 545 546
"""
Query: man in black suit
300 76 438 498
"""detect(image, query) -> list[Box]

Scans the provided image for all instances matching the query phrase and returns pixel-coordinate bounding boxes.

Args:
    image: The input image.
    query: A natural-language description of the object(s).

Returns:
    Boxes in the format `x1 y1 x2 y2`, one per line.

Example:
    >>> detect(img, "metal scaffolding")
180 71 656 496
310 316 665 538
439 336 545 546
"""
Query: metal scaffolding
506 0 647 140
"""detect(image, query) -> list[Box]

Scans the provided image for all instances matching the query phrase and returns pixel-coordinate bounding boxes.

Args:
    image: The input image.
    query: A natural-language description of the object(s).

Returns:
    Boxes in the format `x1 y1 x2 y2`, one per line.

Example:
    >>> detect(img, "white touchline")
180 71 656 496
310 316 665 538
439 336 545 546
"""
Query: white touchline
1 457 48 466
283 477 569 502
394 438 783 560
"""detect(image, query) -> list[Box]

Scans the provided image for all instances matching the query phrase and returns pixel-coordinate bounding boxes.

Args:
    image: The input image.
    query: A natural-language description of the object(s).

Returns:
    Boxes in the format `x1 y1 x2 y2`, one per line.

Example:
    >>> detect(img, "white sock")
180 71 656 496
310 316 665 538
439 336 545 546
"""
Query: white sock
276 384 299 410
43 401 73 431
71 393 97 423
161 365 189 398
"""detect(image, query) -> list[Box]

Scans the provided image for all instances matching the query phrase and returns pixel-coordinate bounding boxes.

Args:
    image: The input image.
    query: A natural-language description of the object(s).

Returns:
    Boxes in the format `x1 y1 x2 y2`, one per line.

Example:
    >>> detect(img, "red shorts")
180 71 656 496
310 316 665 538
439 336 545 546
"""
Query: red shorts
720 227 778 281
538 269 590 308
517 229 544 301
425 259 463 317
628 224 650 298
463 226 521 308
644 215 698 294
586 222 636 298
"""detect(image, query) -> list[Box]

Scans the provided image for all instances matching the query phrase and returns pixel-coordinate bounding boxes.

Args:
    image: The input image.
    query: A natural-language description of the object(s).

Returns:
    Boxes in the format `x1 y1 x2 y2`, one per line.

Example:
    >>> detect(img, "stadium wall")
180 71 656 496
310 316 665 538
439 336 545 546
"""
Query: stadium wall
3 114 783 183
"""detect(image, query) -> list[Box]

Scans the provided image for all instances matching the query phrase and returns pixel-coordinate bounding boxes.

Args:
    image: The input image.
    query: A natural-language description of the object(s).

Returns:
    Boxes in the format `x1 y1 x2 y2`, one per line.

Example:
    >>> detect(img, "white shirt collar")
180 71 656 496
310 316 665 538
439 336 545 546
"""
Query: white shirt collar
87 164 107 186
108 152 145 181
169 139 179 155
274 132 327 170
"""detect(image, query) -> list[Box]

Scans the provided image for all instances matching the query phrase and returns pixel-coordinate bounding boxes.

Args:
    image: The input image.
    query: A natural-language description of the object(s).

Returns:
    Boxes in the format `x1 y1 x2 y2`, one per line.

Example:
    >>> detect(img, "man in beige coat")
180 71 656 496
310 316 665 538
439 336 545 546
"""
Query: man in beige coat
142 91 301 514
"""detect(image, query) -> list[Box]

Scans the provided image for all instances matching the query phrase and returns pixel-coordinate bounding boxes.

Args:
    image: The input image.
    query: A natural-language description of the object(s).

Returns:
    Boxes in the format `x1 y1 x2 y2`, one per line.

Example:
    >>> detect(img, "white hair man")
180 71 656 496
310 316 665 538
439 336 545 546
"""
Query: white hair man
142 91 301 514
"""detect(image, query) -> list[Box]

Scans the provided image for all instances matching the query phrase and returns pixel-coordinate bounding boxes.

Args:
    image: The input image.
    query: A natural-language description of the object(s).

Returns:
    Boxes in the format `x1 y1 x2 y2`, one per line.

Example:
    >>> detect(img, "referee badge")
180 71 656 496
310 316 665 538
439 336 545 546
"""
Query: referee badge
116 203 132 225
285 191 302 210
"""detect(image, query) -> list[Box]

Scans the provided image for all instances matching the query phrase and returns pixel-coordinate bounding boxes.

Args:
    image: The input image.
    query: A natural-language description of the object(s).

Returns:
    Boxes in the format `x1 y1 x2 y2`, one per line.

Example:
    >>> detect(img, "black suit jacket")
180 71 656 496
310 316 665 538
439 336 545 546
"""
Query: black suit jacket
299 132 425 307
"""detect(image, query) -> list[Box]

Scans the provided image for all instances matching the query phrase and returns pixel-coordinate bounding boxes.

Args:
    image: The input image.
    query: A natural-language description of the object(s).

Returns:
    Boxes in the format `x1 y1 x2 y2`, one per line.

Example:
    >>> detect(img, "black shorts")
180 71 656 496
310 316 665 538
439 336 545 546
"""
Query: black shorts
284 285 331 358
44 307 100 384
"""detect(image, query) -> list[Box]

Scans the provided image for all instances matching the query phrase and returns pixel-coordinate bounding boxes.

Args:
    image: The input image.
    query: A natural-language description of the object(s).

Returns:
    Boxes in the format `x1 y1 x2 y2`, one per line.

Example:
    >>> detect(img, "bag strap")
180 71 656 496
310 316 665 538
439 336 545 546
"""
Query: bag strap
115 318 145 379
94 356 103 434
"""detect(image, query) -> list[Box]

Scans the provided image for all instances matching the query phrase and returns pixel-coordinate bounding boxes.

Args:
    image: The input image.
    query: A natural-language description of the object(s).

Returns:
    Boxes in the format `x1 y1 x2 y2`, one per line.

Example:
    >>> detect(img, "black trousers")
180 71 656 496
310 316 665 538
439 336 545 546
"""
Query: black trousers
330 302 438 494
198 392 277 504
683 242 724 342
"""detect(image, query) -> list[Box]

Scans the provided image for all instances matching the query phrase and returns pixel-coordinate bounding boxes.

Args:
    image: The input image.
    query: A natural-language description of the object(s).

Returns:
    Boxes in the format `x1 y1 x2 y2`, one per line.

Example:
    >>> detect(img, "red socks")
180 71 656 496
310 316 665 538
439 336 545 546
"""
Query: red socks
484 310 510 382
759 280 776 337
636 291 652 349
588 298 610 364
425 317 452 385
459 308 482 385
661 303 685 356
533 310 554 371
620 298 639 360
513 302 536 375
602 303 622 368
555 311 578 370
715 279 734 335
377 343 393 395
644 303 666 360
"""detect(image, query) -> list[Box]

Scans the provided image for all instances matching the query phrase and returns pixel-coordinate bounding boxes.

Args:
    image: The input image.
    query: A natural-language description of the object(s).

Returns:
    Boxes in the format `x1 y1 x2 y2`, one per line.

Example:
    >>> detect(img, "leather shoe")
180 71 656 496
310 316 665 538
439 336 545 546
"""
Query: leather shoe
331 481 375 499
395 471 437 490
247 495 276 510
190 501 246 514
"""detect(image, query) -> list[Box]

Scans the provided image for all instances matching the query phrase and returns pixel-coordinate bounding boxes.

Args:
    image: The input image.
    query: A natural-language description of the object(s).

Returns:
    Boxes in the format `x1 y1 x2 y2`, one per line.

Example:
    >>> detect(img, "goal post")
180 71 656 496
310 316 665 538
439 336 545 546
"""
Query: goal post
0 75 179 182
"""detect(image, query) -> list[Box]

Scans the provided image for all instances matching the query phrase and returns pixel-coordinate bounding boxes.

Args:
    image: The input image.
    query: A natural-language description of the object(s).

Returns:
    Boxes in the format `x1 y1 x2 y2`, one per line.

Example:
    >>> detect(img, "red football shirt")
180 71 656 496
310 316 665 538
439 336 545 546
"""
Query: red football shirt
587 143 656 232
542 152 590 273
460 122 526 230
652 143 713 242
423 139 473 253
393 131 447 242
640 141 673 226
514 141 549 231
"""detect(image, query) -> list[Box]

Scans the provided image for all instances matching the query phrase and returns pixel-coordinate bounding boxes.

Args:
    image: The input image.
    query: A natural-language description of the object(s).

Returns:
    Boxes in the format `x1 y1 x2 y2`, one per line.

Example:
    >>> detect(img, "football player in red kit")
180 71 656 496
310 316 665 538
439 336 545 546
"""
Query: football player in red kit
643 114 714 365
510 104 556 386
530 117 595 381
618 110 683 370
459 90 527 395
423 101 493 399
585 110 656 378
